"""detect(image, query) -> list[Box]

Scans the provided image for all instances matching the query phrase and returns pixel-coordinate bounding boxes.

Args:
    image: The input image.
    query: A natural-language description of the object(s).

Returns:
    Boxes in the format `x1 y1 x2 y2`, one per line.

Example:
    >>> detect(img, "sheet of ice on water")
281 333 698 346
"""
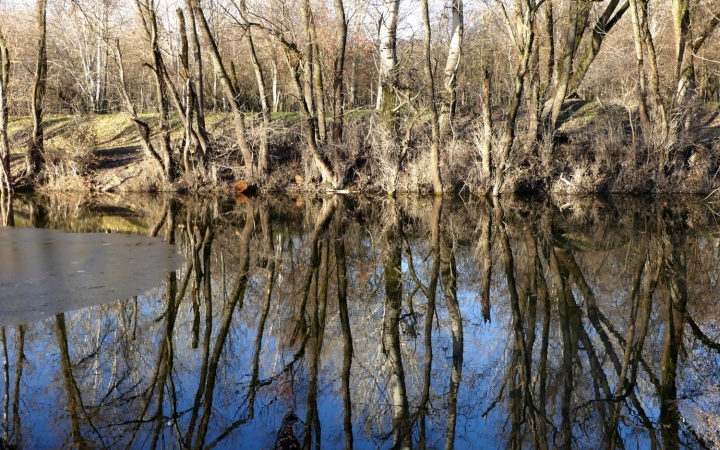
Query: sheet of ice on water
0 227 185 326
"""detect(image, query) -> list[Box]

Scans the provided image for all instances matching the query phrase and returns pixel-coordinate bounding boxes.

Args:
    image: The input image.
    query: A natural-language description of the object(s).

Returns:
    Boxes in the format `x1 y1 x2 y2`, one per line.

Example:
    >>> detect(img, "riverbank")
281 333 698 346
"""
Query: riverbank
6 101 720 195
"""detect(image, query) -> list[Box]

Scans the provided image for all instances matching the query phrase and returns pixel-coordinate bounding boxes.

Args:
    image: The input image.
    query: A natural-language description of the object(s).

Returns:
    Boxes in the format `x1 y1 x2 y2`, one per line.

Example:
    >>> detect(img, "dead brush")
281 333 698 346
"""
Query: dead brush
367 117 403 193
41 116 99 190
467 130 504 195
398 150 432 193
444 138 477 192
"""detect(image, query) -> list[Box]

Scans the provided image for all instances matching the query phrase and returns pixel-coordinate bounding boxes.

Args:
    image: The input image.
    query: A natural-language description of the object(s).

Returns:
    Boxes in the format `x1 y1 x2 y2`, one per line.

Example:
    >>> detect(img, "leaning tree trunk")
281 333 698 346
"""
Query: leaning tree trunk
493 0 536 196
184 0 208 138
247 29 271 174
439 0 463 143
0 29 11 192
286 54 338 187
192 0 256 182
113 41 167 177
139 0 176 183
239 0 271 174
26 0 47 178
675 12 720 130
548 0 581 132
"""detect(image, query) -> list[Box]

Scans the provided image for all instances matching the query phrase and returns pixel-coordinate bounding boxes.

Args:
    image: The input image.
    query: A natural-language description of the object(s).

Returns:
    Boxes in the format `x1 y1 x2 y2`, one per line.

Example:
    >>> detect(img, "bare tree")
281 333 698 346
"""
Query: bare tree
0 27 10 192
25 0 47 179
439 0 463 143
422 0 443 194
135 0 177 183
191 0 257 182
331 0 347 144
377 0 400 130
492 0 539 196
112 40 170 181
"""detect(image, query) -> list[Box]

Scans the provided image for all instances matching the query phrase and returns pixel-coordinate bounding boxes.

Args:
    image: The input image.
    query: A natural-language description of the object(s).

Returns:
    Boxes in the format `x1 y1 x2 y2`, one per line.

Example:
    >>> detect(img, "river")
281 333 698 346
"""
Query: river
0 193 718 449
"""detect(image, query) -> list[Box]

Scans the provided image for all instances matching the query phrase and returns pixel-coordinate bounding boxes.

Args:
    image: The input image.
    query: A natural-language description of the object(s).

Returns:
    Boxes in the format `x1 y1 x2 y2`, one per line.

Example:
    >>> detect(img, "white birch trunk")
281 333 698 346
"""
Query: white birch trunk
440 0 463 141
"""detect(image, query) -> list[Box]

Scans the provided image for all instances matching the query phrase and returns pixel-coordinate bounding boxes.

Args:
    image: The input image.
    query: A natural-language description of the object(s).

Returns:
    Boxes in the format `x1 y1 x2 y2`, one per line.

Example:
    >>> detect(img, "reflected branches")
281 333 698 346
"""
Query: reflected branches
0 195 719 448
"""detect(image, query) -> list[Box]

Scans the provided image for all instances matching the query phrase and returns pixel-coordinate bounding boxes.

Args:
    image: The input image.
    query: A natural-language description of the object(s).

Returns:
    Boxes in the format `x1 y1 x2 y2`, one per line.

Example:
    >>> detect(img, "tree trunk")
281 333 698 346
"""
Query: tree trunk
628 0 652 132
271 52 280 112
136 0 176 183
549 0 581 131
675 12 720 130
331 0 347 144
566 0 629 96
493 29 534 196
192 1 256 182
312 42 327 142
113 40 167 176
286 56 338 187
0 29 10 192
175 9 208 178
26 0 47 178
480 69 493 187
239 2 271 174
378 0 400 130
185 0 207 137
422 0 443 194
439 0 463 143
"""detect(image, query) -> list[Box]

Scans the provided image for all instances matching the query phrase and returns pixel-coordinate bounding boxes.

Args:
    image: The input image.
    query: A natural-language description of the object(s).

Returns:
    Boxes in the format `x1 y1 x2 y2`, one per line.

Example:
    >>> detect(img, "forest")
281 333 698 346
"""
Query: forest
0 0 719 195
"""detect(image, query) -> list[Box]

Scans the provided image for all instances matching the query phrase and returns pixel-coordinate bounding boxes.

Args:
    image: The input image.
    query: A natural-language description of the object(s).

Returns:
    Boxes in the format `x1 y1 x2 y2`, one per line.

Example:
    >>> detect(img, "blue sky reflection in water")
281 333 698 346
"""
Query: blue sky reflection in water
0 195 719 449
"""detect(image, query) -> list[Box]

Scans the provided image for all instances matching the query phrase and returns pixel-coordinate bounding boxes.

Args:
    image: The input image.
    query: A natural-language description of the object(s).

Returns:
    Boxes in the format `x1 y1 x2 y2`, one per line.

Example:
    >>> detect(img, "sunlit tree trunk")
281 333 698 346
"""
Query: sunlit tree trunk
331 0 347 144
628 0 652 132
134 0 177 183
113 41 168 179
673 4 720 131
479 69 493 190
378 0 400 171
548 0 582 132
285 47 338 187
566 0 629 96
526 35 541 155
239 1 271 174
184 0 207 137
422 0 443 194
439 0 463 143
492 0 536 196
175 9 207 178
192 0 256 182
26 0 47 178
0 29 10 192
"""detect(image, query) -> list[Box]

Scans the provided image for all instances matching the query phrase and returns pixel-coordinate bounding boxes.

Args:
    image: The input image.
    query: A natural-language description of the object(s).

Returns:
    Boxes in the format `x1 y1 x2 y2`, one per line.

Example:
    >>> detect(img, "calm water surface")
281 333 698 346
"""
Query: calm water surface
0 193 719 449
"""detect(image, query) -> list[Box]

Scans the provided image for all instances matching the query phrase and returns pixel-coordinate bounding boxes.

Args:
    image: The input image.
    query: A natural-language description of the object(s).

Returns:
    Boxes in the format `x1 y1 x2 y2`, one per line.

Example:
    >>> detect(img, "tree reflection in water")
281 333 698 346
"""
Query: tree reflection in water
0 194 719 449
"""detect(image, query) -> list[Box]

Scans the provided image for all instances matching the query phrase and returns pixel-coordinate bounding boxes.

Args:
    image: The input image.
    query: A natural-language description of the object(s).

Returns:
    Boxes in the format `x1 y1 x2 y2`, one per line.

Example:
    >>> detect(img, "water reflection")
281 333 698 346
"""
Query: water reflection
0 193 719 449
